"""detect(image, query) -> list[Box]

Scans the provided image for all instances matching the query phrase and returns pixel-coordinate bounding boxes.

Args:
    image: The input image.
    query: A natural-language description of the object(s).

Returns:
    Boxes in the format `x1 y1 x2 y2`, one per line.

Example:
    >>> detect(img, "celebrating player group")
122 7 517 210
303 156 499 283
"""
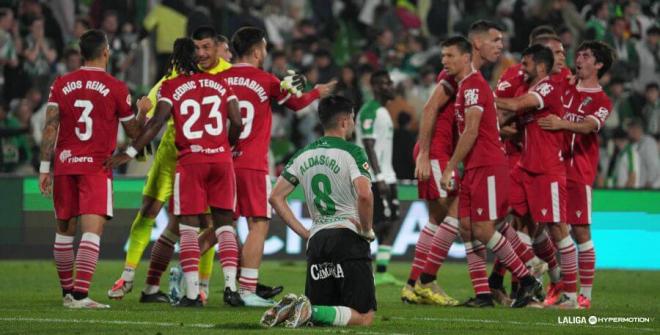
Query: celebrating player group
39 17 613 328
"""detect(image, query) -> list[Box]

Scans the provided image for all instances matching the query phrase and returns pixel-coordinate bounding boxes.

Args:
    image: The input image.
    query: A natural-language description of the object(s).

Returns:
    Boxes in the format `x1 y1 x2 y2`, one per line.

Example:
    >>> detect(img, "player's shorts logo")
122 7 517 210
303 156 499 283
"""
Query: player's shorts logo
59 150 72 163
310 262 344 280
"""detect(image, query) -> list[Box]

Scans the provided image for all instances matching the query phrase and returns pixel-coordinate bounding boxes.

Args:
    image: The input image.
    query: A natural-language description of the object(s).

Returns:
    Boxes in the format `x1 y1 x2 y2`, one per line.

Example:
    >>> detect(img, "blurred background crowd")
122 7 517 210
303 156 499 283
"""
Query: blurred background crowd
0 0 658 188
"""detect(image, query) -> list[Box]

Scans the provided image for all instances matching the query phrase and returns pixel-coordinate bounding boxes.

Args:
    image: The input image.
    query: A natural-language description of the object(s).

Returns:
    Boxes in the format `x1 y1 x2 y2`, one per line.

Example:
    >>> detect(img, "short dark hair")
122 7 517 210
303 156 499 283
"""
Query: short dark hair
469 20 503 37
522 44 554 74
318 95 354 130
577 40 615 78
192 26 218 41
0 8 12 19
79 29 107 61
647 26 660 37
531 33 562 46
609 16 625 26
216 34 229 44
63 47 80 60
529 25 556 44
441 36 472 54
231 26 266 58
646 82 659 91
75 16 90 29
370 69 390 86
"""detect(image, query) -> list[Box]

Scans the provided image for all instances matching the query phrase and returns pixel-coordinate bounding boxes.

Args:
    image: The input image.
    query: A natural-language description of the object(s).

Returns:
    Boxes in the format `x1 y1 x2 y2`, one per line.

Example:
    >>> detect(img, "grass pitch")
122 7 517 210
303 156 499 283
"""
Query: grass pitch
1 260 658 334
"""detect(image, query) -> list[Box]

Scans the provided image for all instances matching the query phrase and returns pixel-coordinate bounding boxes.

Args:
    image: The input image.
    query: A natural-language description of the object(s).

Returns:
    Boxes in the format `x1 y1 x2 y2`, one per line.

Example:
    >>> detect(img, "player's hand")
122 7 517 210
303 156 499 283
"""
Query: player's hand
136 96 152 114
360 228 376 242
105 153 133 169
440 168 455 192
315 80 337 98
538 114 563 130
39 172 52 197
415 154 431 181
500 124 518 137
568 74 577 86
281 70 306 97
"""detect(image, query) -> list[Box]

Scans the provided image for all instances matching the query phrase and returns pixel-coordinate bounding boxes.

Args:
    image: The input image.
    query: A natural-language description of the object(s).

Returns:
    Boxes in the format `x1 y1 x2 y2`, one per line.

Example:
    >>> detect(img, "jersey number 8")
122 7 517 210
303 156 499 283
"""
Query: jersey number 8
311 173 336 215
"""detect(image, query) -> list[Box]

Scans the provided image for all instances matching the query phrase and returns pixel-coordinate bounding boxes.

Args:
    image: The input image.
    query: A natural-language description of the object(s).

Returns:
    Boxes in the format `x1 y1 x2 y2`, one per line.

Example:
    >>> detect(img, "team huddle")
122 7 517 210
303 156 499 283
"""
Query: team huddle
39 19 612 329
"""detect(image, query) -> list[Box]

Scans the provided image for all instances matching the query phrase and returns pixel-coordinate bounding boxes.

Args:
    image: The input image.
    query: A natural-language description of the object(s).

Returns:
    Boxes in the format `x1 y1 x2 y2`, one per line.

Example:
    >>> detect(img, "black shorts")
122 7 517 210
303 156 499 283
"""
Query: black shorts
305 228 377 313
372 183 400 223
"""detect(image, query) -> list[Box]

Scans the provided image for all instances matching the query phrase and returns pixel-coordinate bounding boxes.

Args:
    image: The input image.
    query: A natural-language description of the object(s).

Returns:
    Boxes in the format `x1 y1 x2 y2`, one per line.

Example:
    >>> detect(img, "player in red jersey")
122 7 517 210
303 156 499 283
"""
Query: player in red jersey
496 44 580 309
438 36 542 308
491 31 570 304
538 41 614 309
40 30 147 308
108 37 242 307
209 26 335 306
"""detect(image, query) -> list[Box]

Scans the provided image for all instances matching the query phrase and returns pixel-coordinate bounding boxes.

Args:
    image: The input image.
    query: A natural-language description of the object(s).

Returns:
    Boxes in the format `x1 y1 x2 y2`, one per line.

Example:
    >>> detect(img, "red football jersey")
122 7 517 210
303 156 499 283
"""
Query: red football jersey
495 64 525 159
454 70 507 170
428 69 457 160
47 66 134 175
518 76 566 175
223 64 320 171
157 72 237 165
562 82 612 185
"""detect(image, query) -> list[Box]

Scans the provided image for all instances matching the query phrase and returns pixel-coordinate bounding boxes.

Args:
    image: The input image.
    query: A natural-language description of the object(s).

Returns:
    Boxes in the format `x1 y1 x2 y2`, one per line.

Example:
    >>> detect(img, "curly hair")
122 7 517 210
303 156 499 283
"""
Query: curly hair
167 37 200 77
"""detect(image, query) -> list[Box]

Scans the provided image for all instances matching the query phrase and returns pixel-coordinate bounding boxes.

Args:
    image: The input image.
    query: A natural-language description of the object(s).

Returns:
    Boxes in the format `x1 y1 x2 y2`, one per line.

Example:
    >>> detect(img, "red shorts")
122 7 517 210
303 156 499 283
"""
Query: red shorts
53 173 113 221
413 148 458 200
458 165 509 221
566 181 592 225
509 165 566 223
172 162 236 216
234 168 272 219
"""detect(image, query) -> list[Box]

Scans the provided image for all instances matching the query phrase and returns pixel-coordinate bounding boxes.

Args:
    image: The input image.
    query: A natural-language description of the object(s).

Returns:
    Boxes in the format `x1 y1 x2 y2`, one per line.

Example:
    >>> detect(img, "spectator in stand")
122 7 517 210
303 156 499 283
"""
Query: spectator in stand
0 103 31 173
392 112 415 180
605 128 633 188
584 1 610 41
605 16 639 82
606 77 635 136
100 10 128 77
633 26 659 93
270 50 289 79
143 0 187 78
22 16 57 97
626 119 660 188
641 82 660 136
314 48 339 84
0 8 20 99
67 17 90 50
336 65 363 108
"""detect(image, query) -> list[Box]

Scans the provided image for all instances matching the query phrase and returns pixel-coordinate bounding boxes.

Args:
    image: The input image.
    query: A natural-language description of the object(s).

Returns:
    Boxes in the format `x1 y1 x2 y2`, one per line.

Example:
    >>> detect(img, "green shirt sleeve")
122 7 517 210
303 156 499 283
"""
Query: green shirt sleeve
349 145 372 180
358 102 379 138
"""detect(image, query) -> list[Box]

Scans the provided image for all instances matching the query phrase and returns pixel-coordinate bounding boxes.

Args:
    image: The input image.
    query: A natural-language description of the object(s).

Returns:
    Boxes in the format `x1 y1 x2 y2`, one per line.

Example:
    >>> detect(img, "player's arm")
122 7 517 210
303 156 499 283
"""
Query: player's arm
440 107 482 190
269 176 310 239
226 97 242 146
38 104 59 196
416 81 451 180
362 138 390 198
538 114 599 134
495 93 541 113
353 175 374 240
121 97 153 140
106 101 171 168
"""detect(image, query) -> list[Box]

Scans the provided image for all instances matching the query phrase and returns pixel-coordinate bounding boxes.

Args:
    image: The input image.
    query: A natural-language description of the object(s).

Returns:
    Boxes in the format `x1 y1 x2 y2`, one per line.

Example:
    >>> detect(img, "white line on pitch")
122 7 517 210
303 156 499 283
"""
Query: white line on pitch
389 316 658 333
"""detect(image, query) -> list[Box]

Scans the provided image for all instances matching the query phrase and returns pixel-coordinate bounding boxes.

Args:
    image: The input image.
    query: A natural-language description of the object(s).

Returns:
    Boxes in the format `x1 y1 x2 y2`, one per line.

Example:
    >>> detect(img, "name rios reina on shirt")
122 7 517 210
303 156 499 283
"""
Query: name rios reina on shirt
171 78 228 100
299 154 341 176
61 80 111 96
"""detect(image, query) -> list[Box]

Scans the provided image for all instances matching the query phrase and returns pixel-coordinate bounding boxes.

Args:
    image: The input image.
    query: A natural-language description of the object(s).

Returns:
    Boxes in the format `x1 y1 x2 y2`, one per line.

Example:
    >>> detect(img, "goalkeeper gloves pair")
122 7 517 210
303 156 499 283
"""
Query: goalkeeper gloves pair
280 70 306 97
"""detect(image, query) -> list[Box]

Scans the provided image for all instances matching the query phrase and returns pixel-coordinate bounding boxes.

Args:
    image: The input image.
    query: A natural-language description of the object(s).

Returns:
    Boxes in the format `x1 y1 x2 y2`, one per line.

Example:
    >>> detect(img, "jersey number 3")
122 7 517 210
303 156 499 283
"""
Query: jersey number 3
74 99 93 141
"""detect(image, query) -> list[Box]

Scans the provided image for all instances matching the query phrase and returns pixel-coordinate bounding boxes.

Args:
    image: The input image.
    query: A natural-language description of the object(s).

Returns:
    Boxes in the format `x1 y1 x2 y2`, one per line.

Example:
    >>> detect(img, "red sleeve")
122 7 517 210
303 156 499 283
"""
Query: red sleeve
496 67 518 98
530 80 558 111
268 73 321 112
157 80 174 106
462 80 487 112
436 70 457 95
46 77 62 108
587 95 612 132
223 79 238 103
114 80 134 122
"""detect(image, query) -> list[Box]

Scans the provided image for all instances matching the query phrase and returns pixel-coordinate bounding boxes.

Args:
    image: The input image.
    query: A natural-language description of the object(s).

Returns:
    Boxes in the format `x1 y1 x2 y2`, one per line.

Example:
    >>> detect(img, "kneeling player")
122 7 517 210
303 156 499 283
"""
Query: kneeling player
108 37 243 307
264 96 376 327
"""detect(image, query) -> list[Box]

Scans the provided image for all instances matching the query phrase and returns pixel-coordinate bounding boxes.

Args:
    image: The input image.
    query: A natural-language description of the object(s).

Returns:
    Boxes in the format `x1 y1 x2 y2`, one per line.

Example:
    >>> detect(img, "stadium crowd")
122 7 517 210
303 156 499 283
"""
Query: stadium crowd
0 0 659 188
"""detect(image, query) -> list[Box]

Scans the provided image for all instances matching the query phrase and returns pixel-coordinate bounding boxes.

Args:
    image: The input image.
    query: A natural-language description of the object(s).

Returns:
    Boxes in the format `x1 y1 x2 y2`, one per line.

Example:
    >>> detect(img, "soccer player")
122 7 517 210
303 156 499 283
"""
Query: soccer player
106 27 246 303
264 95 376 328
41 29 145 308
495 44 580 308
438 36 542 308
538 41 614 309
187 26 335 306
355 70 403 286
107 37 242 307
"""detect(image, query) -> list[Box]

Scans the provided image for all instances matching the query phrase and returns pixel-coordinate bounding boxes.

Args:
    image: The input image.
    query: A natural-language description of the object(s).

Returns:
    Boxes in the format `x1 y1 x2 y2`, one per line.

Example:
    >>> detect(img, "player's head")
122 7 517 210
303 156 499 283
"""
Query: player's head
216 34 232 62
441 36 472 76
231 26 267 68
192 26 222 70
528 25 556 45
575 40 614 80
531 34 565 73
169 37 201 76
468 20 504 63
318 95 355 140
521 44 554 83
79 29 109 65
370 70 395 102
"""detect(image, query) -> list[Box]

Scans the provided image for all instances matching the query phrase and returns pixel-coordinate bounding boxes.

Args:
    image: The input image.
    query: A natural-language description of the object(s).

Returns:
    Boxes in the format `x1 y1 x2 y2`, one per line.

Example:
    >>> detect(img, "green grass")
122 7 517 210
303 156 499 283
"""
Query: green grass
1 260 659 334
